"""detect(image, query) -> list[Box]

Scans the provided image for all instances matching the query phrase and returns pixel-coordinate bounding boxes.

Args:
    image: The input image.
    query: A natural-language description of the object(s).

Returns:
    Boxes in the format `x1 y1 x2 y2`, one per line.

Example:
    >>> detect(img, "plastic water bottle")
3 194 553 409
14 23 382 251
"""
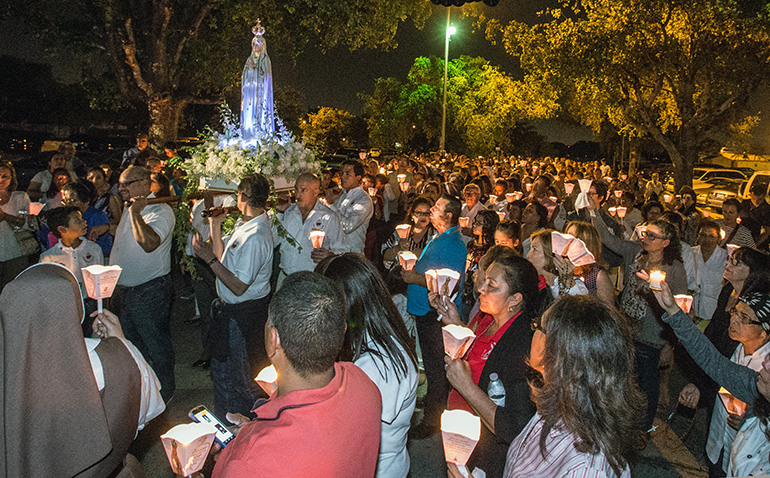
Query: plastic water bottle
487 373 506 407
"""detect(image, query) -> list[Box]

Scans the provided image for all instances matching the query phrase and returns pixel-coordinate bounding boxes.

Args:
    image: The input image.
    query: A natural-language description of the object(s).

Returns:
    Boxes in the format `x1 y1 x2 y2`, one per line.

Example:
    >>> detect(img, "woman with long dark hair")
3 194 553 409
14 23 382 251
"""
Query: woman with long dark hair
502 295 644 477
381 195 436 270
315 254 418 478
463 209 500 311
433 252 540 477
591 212 688 433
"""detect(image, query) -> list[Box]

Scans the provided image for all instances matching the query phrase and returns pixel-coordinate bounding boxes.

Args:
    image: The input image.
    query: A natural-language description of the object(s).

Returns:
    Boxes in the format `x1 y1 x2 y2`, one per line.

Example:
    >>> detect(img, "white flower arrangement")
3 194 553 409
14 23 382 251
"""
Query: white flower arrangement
182 105 320 188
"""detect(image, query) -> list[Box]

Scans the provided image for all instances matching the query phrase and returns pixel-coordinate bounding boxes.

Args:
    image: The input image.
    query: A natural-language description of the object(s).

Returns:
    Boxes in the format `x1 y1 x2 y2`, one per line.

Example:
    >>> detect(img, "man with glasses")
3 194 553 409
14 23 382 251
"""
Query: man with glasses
693 221 729 320
109 165 176 402
324 160 373 254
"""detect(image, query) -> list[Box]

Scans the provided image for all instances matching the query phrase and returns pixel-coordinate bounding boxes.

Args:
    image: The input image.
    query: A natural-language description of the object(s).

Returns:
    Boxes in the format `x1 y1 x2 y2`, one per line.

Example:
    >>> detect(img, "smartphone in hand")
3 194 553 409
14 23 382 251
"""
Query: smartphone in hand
189 405 236 448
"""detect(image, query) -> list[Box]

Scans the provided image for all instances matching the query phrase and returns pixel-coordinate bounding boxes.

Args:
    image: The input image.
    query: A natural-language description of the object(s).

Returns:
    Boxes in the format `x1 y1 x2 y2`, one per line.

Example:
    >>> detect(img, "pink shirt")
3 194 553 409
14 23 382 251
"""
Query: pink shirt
213 362 382 478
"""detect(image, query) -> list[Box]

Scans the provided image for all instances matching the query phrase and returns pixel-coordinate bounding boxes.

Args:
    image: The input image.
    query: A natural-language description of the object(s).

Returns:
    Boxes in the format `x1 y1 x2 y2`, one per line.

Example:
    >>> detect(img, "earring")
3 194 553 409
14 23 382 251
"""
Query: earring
508 305 513 312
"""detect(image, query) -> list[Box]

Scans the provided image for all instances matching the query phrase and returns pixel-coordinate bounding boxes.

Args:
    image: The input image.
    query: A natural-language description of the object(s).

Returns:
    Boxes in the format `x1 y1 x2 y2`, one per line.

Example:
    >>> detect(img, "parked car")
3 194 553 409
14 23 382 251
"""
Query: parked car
705 179 747 211
741 171 770 203
665 168 747 193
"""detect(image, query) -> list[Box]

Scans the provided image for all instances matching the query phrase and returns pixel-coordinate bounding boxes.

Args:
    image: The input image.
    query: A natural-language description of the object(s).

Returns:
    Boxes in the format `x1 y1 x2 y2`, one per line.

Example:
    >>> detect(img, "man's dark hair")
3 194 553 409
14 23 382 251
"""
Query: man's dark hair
87 166 106 179
751 184 766 197
591 180 608 205
163 141 177 151
46 206 81 238
679 186 696 201
699 220 721 235
238 173 270 208
341 159 364 177
441 193 462 227
63 182 95 205
136 132 148 140
268 271 346 376
722 198 741 210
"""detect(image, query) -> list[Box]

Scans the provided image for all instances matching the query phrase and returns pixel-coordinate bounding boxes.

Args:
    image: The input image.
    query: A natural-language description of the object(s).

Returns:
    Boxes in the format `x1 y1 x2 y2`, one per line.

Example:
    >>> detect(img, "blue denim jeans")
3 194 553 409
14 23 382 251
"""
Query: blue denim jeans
635 341 662 431
112 274 175 402
211 318 260 421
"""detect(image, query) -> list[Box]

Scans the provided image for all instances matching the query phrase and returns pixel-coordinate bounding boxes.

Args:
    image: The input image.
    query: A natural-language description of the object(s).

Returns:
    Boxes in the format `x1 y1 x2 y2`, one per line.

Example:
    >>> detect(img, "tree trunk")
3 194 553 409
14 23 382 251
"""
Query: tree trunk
628 137 639 177
148 94 188 147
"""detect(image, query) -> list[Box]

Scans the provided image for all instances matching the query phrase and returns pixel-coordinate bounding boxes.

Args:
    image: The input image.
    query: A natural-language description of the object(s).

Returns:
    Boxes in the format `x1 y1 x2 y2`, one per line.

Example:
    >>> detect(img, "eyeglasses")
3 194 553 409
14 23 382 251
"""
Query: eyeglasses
729 307 763 327
413 211 430 217
642 231 666 241
728 256 745 266
119 178 145 188
698 233 719 240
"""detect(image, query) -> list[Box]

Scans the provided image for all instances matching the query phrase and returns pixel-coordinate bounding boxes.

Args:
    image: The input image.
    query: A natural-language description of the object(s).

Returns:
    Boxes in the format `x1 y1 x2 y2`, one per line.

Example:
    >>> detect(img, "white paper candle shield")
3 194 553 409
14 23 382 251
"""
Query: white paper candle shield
663 193 672 203
309 230 325 249
442 324 476 359
550 231 596 266
548 196 558 203
564 183 575 195
368 187 377 197
674 294 694 314
726 244 740 257
649 270 666 290
635 225 647 239
28 202 44 216
458 217 470 228
399 182 409 192
81 265 123 300
616 207 627 219
425 269 439 294
578 179 592 193
505 193 516 203
614 190 623 198
397 174 407 183
161 422 217 476
513 191 523 200
488 195 497 204
254 364 278 395
496 211 506 222
608 207 617 216
436 269 461 297
719 387 748 416
721 229 726 240
395 224 412 239
525 183 532 192
398 251 418 271
441 409 481 466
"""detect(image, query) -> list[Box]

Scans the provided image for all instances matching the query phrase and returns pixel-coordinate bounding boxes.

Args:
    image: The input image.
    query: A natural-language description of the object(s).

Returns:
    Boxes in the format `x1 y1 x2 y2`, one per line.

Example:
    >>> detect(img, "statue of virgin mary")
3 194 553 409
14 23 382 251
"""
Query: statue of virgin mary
241 20 275 142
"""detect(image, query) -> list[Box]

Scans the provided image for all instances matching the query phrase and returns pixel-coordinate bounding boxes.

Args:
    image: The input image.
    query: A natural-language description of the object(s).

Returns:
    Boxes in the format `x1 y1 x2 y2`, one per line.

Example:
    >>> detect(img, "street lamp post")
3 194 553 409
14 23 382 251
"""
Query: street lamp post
440 8 455 153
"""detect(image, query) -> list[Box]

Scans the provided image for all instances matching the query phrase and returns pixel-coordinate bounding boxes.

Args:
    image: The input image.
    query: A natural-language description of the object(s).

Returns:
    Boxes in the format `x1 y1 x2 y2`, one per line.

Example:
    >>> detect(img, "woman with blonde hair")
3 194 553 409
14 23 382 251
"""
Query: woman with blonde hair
565 220 616 306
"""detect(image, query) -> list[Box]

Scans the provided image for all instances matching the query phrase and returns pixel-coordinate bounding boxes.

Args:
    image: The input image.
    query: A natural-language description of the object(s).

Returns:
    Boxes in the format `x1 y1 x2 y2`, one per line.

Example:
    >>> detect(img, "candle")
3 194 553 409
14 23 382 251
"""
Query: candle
564 183 575 195
614 190 623 198
436 268 461 297
496 211 506 222
458 217 470 228
488 195 497 204
608 207 616 216
442 324 476 359
525 183 532 192
616 206 627 219
368 187 377 197
425 269 439 294
548 196 558 203
719 387 748 416
254 365 278 395
309 230 325 249
720 229 726 240
441 409 481 466
505 193 515 203
395 224 412 239
81 265 123 314
397 174 406 183
161 422 218 476
649 270 666 290
513 191 523 200
28 202 44 215
663 194 672 203
673 294 694 314
398 251 418 271
726 243 739 257
399 182 409 192
578 179 592 193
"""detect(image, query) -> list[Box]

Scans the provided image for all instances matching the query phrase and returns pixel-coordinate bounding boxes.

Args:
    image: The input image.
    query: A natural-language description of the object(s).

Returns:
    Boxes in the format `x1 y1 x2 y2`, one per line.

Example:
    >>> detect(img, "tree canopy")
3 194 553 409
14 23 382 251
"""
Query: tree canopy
486 0 770 188
362 55 556 155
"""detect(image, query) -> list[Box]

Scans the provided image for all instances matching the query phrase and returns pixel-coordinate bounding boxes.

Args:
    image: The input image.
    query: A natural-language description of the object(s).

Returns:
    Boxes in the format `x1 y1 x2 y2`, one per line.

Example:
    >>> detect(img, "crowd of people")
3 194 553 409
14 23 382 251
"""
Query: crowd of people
4 138 770 477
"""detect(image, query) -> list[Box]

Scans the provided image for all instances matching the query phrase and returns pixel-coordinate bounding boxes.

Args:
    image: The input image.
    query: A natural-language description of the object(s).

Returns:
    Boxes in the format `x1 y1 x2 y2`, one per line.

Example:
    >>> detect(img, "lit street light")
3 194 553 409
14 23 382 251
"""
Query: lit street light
440 8 455 153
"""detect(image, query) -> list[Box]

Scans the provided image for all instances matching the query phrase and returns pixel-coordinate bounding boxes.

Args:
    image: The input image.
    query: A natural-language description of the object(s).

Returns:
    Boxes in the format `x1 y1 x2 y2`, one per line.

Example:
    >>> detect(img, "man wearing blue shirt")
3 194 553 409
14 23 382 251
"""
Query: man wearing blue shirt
401 193 466 439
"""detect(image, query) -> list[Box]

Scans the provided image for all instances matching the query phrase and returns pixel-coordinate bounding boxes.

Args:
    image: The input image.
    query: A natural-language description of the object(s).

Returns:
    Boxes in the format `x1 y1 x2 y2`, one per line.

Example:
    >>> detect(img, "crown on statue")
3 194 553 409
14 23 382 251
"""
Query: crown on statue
252 19 265 37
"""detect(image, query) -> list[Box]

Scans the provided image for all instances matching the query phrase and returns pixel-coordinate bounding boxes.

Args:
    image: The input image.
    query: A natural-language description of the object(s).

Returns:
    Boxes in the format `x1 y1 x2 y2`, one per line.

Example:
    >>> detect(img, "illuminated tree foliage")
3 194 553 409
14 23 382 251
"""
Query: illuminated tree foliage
486 0 770 189
7 0 430 145
301 107 356 154
362 55 556 155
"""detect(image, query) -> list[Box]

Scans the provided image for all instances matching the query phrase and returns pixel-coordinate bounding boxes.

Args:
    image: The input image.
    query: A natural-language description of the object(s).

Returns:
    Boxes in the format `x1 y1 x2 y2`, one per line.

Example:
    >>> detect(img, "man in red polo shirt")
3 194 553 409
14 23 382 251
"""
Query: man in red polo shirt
213 271 382 478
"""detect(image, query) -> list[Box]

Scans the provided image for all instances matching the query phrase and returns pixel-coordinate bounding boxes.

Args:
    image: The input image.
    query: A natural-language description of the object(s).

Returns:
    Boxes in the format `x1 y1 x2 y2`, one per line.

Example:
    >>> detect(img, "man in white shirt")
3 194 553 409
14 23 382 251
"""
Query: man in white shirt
325 160 373 254
109 166 176 401
693 221 729 320
193 173 274 420
460 183 484 238
273 173 348 283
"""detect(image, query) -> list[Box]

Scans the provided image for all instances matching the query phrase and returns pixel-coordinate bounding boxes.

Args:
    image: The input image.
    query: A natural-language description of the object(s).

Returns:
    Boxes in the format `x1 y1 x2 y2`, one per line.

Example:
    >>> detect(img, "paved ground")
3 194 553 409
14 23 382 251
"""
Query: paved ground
133 283 713 477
